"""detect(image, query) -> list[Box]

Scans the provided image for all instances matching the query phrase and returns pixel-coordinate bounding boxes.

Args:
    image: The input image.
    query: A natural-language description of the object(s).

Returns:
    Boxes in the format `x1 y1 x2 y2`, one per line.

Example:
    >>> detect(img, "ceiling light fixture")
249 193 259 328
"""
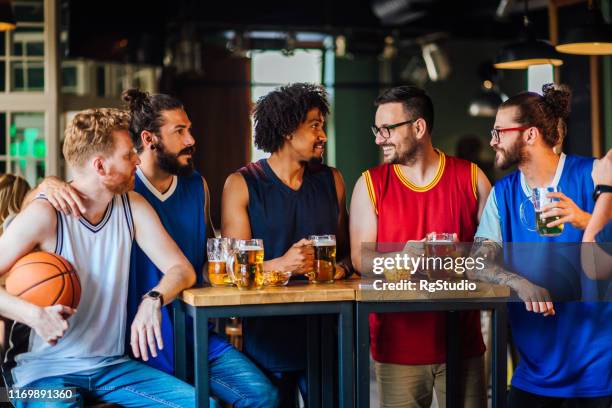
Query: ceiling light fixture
494 0 563 69
0 0 16 32
556 0 612 55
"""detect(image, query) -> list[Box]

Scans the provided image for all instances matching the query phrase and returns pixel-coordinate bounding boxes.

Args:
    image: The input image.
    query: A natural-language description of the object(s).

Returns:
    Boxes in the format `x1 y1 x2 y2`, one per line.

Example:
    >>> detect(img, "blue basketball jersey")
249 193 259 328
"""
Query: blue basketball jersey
494 154 612 397
127 168 231 375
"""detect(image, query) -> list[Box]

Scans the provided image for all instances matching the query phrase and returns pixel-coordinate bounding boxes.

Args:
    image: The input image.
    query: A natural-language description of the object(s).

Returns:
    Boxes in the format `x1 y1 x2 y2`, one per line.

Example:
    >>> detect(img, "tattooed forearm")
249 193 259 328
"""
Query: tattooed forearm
468 237 524 290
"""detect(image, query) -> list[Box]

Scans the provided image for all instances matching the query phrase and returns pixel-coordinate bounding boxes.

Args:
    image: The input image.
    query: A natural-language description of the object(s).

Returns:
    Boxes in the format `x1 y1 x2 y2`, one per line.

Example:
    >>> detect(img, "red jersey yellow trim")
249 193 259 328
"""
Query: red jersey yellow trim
363 170 378 215
393 149 446 192
470 162 478 200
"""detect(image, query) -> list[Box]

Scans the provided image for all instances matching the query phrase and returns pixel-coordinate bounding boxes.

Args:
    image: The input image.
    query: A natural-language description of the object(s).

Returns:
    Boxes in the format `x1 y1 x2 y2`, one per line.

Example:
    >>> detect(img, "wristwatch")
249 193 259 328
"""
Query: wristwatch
592 185 612 202
143 290 164 306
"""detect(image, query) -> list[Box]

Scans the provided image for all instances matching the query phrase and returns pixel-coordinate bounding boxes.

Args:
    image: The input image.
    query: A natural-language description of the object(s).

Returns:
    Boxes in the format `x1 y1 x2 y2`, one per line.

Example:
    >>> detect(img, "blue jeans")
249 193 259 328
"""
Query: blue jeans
209 347 279 408
12 360 194 407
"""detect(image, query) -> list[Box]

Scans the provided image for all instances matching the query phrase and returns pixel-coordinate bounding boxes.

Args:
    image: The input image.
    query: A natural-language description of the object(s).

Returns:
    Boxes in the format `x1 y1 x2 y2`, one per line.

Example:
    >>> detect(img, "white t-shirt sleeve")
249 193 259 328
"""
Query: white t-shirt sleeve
475 189 503 244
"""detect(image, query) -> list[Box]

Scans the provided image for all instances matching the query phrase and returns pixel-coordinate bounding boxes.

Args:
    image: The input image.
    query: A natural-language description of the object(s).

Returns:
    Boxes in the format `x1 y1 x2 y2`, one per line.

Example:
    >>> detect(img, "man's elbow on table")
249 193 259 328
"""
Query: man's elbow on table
161 263 197 303
178 263 197 289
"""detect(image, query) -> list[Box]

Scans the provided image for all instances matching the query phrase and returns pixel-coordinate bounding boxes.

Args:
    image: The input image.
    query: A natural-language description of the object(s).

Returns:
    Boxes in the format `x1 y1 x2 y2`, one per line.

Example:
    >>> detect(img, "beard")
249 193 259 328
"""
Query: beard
495 138 526 170
105 173 135 195
299 143 325 166
382 136 418 165
154 142 195 177
308 156 323 165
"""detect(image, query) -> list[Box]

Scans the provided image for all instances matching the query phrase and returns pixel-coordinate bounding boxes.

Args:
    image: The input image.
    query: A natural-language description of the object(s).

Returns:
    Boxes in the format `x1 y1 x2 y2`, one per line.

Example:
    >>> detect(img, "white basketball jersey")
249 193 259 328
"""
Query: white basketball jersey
5 194 134 387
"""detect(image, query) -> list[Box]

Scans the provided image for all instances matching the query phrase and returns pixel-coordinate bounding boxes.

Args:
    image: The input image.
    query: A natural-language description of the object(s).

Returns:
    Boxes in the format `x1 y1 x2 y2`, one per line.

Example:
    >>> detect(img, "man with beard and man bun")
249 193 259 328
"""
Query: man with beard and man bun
221 83 352 406
471 84 611 406
33 91 279 407
350 86 491 408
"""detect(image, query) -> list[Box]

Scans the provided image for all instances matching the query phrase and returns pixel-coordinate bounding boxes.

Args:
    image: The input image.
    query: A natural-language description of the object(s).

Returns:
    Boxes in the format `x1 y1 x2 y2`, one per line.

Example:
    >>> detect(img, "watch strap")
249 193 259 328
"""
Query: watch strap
593 185 612 202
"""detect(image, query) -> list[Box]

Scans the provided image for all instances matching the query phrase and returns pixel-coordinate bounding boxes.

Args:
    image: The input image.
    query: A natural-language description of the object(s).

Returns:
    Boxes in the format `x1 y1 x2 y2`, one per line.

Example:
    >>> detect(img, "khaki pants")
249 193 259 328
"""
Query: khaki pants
374 356 486 408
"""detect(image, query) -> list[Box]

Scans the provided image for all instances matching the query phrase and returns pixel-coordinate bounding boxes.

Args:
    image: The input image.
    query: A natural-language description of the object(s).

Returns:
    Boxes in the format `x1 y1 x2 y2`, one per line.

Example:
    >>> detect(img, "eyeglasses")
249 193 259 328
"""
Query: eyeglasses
371 119 416 139
490 126 531 143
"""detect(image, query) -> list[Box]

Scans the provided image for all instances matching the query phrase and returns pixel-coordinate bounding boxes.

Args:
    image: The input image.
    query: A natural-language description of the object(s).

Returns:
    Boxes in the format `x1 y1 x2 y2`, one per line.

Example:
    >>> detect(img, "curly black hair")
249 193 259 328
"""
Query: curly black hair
252 83 330 153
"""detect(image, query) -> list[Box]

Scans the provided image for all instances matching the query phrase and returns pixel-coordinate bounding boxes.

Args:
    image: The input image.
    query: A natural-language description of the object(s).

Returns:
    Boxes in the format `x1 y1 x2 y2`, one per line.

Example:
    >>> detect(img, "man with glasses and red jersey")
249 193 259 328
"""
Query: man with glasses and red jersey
470 84 611 406
350 86 492 407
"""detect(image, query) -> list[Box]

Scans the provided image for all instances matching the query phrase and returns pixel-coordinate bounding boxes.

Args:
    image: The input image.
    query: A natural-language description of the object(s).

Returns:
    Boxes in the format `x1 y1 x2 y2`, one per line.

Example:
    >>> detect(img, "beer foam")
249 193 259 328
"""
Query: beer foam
239 245 263 251
313 240 335 246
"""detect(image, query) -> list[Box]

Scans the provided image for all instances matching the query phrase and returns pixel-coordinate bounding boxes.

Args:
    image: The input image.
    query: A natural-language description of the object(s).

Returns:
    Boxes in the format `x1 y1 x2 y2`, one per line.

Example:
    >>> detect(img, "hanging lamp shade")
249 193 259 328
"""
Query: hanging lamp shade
556 7 612 55
0 0 16 32
494 38 564 69
494 1 564 70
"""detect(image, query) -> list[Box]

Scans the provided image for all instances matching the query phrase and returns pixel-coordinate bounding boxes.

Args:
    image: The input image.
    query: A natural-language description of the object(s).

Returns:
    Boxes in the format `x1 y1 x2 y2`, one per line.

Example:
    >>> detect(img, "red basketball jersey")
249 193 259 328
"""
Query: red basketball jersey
363 150 485 364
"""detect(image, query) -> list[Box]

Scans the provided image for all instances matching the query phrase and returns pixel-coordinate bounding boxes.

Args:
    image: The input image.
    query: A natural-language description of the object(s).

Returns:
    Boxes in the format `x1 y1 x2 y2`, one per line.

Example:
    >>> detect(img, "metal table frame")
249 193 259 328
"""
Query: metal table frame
174 300 355 408
356 300 507 408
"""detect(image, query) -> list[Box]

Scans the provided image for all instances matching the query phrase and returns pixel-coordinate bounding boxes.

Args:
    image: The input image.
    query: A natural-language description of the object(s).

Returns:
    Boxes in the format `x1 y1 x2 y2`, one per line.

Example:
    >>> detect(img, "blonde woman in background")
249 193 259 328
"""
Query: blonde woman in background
0 173 30 356
0 174 31 234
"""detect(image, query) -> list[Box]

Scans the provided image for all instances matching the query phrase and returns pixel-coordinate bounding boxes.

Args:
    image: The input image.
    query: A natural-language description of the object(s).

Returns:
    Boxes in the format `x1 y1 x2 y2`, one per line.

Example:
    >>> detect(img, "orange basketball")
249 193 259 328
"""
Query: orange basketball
5 252 81 309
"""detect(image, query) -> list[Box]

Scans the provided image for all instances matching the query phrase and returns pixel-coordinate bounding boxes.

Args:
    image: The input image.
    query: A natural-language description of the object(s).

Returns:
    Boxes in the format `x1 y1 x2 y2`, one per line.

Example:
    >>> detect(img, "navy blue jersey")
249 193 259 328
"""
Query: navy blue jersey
240 159 339 371
127 168 231 375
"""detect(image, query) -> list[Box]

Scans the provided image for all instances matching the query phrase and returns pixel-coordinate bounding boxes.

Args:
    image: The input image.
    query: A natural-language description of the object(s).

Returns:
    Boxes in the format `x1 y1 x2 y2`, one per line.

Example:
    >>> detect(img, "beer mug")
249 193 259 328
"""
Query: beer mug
308 235 336 284
520 187 564 237
424 232 456 280
226 239 264 290
206 238 232 287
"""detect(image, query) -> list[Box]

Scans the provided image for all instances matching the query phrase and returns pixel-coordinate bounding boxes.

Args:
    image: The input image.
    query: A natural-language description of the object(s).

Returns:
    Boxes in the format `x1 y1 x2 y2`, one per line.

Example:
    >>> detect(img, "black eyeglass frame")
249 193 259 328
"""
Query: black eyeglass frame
371 119 417 139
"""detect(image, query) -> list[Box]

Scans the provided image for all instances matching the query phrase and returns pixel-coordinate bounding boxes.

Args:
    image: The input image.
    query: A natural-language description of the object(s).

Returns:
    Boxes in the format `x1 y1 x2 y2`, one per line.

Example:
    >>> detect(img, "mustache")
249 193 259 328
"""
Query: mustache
179 146 195 156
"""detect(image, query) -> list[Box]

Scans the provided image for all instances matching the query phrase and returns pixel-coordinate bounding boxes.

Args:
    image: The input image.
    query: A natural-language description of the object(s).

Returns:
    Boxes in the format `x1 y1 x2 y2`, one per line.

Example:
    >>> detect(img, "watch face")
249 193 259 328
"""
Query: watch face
148 291 161 299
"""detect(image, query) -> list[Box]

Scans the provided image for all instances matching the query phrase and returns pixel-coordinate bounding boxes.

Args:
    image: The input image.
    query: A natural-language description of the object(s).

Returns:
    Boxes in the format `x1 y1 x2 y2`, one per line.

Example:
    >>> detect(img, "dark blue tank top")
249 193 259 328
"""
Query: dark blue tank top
127 169 231 375
240 159 339 371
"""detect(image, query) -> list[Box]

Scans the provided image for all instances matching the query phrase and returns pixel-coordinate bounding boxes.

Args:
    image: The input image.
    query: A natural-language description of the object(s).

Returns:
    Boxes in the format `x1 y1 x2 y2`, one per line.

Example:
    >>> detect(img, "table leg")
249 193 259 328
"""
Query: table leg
338 302 354 408
194 307 210 408
446 310 462 408
492 304 508 408
307 315 321 408
173 300 187 382
321 315 334 407
355 303 370 408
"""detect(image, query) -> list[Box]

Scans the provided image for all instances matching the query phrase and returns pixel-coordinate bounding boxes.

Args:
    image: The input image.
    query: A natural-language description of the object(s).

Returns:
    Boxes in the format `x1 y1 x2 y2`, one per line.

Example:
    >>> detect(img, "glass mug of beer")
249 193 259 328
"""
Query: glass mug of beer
520 187 564 237
206 238 232 287
424 232 456 280
226 239 265 290
308 235 336 284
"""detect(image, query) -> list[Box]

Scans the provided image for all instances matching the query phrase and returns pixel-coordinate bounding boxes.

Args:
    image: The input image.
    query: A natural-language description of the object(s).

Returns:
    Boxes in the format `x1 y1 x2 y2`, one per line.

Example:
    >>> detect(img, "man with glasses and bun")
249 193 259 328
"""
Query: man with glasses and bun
350 86 492 407
471 84 611 407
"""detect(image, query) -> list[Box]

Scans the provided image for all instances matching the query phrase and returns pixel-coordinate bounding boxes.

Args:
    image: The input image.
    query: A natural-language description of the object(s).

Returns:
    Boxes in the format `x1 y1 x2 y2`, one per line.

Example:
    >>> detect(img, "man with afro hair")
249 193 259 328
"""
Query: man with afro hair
222 83 352 406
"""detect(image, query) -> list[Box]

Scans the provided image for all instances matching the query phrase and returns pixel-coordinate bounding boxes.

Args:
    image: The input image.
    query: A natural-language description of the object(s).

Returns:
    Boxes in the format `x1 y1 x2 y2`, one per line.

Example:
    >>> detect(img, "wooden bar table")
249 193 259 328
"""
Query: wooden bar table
355 279 510 408
173 281 357 408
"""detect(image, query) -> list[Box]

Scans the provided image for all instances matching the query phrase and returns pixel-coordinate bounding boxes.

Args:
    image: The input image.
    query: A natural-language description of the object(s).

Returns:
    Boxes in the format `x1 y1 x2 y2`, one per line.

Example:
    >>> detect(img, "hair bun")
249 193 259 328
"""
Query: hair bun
542 83 571 120
122 88 148 111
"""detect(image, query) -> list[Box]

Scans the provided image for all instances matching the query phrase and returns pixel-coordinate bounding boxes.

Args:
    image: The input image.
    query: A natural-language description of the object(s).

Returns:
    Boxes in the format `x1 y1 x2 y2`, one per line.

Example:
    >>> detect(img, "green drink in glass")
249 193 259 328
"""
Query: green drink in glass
532 187 564 237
